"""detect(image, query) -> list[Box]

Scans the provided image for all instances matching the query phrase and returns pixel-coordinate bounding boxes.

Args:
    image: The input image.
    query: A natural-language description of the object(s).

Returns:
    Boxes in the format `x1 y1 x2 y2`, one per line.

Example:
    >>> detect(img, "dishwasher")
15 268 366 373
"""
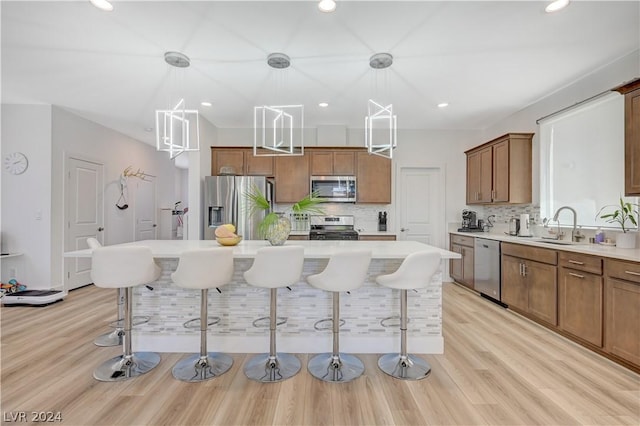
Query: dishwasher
474 238 505 306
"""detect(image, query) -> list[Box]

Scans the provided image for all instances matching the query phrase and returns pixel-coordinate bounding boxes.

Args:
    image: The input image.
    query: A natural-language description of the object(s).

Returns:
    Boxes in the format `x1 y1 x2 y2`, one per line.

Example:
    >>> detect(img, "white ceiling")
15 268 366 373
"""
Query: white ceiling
2 1 639 146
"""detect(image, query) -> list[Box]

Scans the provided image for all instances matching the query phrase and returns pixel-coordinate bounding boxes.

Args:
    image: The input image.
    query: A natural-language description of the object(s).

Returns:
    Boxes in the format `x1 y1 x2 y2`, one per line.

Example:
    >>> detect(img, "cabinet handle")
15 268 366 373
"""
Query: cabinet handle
568 260 584 265
522 263 527 277
569 272 585 279
624 270 640 276
491 190 495 200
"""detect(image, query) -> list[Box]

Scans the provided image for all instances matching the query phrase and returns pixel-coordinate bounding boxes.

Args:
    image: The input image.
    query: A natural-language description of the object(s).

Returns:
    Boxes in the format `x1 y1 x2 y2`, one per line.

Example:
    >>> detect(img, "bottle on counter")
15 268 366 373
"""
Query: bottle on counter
595 228 604 244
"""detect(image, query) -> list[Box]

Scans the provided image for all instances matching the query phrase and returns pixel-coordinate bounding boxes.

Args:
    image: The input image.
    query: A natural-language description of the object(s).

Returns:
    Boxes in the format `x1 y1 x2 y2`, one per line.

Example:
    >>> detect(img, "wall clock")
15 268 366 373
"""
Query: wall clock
3 152 29 175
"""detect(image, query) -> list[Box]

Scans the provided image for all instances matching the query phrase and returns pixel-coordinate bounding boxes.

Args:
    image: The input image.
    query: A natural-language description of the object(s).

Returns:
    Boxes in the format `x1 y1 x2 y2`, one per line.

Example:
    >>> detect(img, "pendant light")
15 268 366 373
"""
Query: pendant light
155 51 200 159
365 53 397 159
254 53 304 156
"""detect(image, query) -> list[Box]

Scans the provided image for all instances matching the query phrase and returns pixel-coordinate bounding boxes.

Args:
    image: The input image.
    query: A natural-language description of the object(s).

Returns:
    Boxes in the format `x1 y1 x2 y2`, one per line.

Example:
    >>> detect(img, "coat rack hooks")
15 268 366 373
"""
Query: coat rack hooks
122 166 155 181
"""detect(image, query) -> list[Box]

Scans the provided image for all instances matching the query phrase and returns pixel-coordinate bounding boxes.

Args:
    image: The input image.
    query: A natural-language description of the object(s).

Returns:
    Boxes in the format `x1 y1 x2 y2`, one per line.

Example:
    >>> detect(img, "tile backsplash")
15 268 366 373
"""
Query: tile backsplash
479 204 541 225
274 203 390 232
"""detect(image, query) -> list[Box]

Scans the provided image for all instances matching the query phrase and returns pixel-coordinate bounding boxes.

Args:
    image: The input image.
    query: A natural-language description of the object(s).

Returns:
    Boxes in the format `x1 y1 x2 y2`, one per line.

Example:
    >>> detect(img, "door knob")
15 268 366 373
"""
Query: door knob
97 227 104 232
400 228 409 232
153 224 157 228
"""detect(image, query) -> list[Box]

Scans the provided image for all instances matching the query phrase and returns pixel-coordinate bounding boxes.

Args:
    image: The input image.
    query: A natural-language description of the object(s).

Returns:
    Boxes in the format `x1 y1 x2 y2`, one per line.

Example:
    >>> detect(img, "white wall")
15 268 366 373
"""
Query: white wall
0 105 178 290
483 49 640 207
51 106 178 289
1 105 53 287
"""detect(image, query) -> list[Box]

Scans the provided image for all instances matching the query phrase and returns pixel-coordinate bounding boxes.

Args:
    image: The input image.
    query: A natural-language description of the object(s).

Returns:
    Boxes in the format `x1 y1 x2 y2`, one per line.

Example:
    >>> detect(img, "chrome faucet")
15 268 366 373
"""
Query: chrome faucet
552 206 581 242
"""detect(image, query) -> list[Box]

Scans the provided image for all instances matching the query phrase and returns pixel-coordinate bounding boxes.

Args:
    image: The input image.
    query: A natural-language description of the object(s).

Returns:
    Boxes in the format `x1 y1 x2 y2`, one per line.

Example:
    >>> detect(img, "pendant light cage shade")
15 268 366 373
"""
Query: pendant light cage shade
364 99 397 159
155 99 200 159
254 104 304 156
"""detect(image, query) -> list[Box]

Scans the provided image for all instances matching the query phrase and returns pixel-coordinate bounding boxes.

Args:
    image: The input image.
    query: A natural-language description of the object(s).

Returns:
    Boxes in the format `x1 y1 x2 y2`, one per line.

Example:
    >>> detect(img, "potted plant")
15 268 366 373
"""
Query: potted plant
246 184 325 245
596 197 639 248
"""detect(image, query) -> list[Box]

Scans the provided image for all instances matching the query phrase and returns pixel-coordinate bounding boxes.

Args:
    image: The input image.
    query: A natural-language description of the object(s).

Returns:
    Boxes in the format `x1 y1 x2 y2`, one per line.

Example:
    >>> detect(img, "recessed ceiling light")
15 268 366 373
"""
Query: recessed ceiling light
319 102 329 108
89 0 113 12
164 51 190 68
545 0 570 13
437 103 449 108
369 53 393 70
318 0 336 13
201 101 212 107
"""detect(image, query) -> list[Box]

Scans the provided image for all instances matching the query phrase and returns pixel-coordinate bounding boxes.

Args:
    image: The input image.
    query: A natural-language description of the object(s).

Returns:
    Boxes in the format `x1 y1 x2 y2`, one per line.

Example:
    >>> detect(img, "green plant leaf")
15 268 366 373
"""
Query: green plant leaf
291 190 326 215
245 183 271 218
257 212 278 238
596 196 640 233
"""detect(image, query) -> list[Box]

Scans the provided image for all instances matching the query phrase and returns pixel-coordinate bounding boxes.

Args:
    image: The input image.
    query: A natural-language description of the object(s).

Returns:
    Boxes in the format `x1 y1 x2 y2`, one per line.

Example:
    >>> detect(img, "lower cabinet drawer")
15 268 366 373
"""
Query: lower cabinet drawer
606 259 640 283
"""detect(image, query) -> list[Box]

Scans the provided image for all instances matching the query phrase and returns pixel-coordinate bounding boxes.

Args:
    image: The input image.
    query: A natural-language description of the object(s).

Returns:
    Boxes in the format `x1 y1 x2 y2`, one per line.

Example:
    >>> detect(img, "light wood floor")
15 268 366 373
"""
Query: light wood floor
1 282 638 426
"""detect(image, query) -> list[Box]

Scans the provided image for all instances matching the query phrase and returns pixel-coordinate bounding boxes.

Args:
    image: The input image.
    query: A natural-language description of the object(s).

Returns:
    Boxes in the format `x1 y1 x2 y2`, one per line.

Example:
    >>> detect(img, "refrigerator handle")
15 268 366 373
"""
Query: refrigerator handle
266 179 274 212
231 183 238 228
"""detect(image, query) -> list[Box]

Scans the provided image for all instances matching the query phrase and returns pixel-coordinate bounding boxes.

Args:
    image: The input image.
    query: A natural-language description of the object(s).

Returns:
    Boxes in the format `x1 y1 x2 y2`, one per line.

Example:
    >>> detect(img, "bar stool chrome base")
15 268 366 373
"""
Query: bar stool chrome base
172 353 233 382
183 316 221 328
109 316 150 328
244 353 300 383
94 328 124 347
308 353 364 383
377 353 431 380
94 352 161 382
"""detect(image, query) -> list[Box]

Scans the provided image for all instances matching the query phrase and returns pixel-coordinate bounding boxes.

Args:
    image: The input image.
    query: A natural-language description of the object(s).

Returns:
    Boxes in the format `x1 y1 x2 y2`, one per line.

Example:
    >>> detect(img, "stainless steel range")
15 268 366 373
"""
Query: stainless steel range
309 215 359 240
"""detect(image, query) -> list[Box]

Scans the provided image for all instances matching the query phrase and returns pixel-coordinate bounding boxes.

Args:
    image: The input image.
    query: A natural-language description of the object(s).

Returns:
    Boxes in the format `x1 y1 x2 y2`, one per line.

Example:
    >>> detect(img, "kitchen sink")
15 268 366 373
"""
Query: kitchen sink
534 239 575 245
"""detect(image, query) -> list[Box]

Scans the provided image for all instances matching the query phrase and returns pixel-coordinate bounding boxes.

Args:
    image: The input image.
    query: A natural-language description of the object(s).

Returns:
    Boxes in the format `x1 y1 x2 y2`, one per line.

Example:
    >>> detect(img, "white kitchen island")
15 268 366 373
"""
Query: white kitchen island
65 240 460 354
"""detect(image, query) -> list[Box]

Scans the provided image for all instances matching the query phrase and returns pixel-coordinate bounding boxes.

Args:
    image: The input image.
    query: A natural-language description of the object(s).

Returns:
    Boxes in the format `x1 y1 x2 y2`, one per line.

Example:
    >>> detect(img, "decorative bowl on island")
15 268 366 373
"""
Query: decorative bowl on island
216 235 242 246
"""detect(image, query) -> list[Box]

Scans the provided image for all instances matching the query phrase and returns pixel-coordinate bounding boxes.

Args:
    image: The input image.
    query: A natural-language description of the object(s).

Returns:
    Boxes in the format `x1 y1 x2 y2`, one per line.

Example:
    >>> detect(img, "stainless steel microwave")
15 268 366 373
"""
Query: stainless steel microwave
310 176 356 203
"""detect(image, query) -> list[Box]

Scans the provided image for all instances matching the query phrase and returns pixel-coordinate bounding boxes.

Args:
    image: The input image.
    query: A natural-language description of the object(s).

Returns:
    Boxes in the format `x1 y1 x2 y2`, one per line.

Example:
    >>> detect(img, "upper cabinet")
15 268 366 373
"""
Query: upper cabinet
211 147 391 204
274 154 310 203
465 133 533 205
211 148 274 176
310 150 355 176
615 79 640 196
356 151 391 203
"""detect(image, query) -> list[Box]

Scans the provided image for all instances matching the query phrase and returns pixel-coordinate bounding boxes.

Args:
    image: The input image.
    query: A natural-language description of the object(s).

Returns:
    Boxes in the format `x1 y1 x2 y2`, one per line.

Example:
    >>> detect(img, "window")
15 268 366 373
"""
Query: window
539 91 635 228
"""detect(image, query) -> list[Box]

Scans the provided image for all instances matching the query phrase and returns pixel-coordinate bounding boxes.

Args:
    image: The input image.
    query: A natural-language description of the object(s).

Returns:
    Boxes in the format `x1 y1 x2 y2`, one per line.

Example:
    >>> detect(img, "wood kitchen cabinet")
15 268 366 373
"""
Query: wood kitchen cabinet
501 242 557 326
310 150 355 176
449 234 474 289
604 259 640 367
465 133 533 205
356 151 391 203
466 146 492 203
359 234 396 241
615 79 640 196
211 148 274 176
211 147 391 204
558 252 603 347
274 154 310 202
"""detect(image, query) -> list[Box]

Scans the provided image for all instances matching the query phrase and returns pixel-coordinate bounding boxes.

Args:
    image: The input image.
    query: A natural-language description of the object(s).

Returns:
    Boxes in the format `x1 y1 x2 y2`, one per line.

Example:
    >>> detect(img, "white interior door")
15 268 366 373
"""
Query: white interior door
396 167 444 247
64 156 104 290
134 179 157 241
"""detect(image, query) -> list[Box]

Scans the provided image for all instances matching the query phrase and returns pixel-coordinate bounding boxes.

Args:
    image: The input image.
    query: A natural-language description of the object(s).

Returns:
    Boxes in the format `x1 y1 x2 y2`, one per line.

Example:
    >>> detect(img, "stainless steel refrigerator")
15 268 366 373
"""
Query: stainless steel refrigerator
203 176 273 240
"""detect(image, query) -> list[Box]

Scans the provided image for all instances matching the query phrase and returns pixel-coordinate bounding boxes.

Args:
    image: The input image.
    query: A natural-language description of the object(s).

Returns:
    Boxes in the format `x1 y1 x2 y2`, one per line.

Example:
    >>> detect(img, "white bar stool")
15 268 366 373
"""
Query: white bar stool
88 238 123 347
88 238 150 347
376 250 441 380
171 248 234 382
243 245 304 383
91 246 161 381
306 249 371 383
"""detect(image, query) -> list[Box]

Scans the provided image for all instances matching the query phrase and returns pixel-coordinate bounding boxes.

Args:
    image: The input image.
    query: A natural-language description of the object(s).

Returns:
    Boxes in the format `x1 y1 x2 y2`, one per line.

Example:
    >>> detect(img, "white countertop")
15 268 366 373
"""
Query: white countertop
65 239 460 260
450 230 640 262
